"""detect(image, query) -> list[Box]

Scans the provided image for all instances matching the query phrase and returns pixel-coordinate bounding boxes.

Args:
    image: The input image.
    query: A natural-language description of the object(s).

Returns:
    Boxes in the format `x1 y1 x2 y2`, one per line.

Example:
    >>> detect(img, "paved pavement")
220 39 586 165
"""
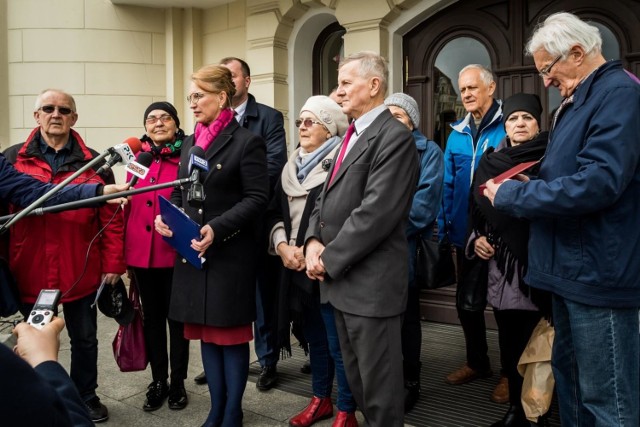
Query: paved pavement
2 310 377 427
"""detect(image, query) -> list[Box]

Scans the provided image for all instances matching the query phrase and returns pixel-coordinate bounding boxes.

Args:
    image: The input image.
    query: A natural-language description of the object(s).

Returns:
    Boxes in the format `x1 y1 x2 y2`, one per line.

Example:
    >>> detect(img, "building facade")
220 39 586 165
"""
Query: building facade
2 0 638 322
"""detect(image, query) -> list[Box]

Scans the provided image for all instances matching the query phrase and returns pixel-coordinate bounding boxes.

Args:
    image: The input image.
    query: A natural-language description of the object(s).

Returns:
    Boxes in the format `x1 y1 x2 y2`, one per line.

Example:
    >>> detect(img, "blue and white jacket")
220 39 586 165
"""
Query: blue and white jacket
438 100 505 247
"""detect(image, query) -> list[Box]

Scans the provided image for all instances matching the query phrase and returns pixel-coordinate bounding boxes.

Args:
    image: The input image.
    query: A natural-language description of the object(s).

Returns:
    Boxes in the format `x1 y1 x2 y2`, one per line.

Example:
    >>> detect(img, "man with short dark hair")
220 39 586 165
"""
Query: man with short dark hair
3 89 125 423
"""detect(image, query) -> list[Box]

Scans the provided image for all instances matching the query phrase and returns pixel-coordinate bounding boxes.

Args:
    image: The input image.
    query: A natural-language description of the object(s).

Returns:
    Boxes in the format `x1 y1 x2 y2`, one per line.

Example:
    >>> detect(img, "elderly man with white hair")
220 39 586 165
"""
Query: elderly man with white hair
484 12 640 426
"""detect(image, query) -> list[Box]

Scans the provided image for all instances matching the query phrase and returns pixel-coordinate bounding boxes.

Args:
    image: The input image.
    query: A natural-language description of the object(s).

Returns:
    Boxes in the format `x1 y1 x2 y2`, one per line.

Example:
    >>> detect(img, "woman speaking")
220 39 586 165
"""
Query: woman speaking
154 64 269 427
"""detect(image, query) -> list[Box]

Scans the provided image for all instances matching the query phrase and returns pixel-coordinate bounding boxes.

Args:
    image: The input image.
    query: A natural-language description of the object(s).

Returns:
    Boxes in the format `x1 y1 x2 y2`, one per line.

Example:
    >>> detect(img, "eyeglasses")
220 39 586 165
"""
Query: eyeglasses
186 92 209 104
295 118 324 128
39 105 73 115
145 114 173 124
538 55 562 78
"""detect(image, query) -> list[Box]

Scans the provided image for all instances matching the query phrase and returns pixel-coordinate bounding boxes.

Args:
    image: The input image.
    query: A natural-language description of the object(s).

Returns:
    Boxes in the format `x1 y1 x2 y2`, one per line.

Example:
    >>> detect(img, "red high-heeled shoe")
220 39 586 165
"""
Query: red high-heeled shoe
332 410 359 427
289 396 333 427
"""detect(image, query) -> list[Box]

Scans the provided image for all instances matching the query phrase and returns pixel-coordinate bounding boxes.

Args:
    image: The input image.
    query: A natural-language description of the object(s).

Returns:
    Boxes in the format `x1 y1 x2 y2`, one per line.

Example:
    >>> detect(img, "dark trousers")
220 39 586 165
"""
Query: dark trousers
401 285 422 382
455 247 491 372
493 309 542 407
334 309 404 427
253 254 280 368
201 342 249 427
133 267 189 384
21 292 99 402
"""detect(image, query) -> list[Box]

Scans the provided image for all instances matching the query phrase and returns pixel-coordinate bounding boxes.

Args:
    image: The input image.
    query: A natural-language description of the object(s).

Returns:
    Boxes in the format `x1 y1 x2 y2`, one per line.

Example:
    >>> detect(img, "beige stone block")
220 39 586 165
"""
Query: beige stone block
246 12 280 40
85 1 165 33
336 0 391 22
9 96 25 130
75 95 154 128
84 127 141 153
22 29 152 63
228 1 246 29
203 28 247 64
203 5 229 33
247 47 274 75
343 29 385 56
9 129 32 148
85 63 165 96
7 30 22 63
152 33 166 65
9 63 85 96
7 0 84 29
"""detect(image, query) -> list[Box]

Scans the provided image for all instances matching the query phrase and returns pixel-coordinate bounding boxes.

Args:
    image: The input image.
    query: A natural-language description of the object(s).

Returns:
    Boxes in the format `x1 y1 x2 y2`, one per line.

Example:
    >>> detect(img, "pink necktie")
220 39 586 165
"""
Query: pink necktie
329 123 356 185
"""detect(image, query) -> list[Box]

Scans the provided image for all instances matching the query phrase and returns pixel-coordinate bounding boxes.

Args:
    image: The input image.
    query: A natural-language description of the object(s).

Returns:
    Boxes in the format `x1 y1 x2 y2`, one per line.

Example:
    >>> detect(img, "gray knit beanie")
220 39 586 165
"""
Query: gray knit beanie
384 93 420 128
300 95 349 137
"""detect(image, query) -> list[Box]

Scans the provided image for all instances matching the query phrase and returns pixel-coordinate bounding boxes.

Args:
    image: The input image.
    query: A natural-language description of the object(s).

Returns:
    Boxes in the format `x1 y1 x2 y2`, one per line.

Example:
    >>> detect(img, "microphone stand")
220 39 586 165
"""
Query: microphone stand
0 147 115 234
0 175 196 225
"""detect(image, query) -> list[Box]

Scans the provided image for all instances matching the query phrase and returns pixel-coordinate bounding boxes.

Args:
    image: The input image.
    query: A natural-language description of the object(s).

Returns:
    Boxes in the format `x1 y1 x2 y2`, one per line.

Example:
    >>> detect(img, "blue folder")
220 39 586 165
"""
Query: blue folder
158 196 204 269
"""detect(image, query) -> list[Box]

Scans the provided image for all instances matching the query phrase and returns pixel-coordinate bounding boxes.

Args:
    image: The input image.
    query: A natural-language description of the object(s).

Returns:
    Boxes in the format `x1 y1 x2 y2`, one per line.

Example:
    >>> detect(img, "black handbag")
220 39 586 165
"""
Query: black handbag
415 234 457 290
455 256 489 312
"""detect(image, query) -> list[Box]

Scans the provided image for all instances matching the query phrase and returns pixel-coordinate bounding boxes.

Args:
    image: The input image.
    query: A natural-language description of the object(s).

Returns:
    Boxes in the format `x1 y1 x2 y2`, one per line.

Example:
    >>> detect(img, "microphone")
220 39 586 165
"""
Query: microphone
187 146 208 207
126 152 154 187
96 137 143 175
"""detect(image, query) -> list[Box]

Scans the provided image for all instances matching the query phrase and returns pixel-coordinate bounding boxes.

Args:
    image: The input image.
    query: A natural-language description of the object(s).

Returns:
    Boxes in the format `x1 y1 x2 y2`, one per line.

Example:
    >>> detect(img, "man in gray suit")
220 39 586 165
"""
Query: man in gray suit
305 51 418 426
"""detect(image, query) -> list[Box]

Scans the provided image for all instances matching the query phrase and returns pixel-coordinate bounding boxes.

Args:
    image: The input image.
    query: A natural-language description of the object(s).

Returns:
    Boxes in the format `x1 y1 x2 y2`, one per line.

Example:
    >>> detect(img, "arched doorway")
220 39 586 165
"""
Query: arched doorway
404 0 639 140
402 0 640 324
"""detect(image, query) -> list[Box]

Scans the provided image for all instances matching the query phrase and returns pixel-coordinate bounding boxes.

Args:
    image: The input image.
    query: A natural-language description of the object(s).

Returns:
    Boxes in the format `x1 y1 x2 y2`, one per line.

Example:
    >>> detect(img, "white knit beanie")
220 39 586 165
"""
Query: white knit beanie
384 93 420 128
300 95 349 137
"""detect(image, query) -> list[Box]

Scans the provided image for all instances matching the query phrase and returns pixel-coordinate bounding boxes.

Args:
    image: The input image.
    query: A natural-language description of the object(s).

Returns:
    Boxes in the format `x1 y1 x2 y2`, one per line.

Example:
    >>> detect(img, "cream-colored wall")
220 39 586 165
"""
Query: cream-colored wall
5 0 167 181
2 0 451 176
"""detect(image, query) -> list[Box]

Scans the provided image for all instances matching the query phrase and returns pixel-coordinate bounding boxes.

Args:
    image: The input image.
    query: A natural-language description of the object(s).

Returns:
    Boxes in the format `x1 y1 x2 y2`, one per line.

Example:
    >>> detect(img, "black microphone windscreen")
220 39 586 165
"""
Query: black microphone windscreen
136 152 154 168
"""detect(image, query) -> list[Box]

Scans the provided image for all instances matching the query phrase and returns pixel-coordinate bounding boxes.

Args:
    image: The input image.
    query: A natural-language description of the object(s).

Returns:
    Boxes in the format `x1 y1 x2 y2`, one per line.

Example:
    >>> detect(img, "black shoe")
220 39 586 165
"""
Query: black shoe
168 382 188 410
256 365 278 391
143 380 169 411
300 360 311 374
85 396 109 423
194 370 207 385
490 405 530 427
404 380 420 413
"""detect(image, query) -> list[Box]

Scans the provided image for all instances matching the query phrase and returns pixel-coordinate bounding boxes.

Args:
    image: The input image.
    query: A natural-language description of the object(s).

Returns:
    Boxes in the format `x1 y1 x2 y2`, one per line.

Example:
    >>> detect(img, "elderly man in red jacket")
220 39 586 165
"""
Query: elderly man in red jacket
3 88 125 423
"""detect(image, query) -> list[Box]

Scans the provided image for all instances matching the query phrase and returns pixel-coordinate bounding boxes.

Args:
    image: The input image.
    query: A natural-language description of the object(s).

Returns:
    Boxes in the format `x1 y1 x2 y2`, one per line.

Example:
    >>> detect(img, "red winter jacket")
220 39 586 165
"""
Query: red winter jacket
3 128 125 304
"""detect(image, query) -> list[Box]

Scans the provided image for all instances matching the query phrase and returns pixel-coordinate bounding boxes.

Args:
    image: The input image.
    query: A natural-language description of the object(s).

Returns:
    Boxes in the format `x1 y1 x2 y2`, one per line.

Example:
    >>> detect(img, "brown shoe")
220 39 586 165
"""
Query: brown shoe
445 363 493 385
490 375 509 404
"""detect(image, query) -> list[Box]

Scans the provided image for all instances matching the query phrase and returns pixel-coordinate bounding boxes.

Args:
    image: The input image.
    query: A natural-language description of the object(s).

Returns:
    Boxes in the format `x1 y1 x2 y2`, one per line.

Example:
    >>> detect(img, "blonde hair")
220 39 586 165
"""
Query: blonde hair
191 65 236 108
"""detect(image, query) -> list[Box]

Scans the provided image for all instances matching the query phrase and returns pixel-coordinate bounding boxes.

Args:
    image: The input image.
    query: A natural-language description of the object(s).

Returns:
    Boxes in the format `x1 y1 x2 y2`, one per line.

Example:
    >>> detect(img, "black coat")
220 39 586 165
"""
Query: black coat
168 120 269 327
239 94 287 194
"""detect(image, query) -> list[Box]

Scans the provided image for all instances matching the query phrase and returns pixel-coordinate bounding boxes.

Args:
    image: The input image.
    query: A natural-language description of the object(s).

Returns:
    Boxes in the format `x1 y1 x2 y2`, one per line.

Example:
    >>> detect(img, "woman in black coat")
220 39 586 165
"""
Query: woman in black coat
155 64 269 427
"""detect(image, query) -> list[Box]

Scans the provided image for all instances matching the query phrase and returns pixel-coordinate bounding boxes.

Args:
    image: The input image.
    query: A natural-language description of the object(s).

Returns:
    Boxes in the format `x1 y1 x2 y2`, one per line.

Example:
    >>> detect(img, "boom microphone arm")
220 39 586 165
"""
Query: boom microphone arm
0 174 197 225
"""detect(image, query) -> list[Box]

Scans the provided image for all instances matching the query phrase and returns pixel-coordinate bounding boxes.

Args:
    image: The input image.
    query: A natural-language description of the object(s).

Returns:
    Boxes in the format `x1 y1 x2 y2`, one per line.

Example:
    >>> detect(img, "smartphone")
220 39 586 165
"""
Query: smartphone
26 289 61 329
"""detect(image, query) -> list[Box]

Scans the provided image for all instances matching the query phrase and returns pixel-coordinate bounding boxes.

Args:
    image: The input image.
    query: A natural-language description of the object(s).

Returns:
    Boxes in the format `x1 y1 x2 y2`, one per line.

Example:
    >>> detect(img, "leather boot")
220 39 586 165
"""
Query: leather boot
404 380 420 413
490 404 530 427
332 410 358 427
289 396 333 427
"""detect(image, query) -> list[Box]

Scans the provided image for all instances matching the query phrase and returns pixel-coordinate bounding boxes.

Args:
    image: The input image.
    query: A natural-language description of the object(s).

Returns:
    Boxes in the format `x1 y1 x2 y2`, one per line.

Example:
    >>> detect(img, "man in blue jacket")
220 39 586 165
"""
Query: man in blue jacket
440 65 505 396
484 12 640 426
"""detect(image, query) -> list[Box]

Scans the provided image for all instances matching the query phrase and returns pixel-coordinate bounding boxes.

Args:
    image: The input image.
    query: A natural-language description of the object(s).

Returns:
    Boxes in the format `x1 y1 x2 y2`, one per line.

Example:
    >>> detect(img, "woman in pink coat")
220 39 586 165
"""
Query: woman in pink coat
125 102 189 412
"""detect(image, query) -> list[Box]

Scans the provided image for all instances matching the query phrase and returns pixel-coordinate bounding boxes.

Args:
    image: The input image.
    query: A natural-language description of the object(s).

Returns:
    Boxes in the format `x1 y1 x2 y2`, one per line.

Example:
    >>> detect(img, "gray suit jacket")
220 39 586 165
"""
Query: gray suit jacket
306 108 419 318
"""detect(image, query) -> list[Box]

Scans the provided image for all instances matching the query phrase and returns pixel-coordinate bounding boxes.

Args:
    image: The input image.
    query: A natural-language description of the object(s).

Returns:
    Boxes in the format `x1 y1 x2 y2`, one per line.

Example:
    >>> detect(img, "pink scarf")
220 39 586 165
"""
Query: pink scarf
194 108 235 151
